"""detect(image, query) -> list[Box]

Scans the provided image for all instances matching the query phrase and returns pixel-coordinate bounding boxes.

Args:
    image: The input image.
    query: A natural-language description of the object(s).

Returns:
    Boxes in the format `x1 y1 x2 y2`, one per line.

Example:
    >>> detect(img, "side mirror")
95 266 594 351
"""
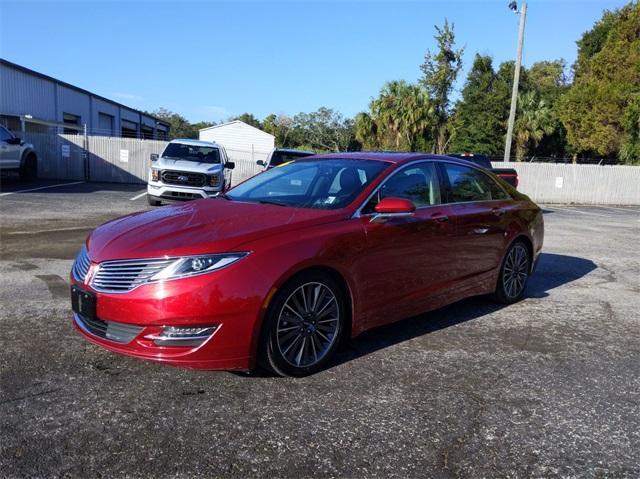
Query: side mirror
150 153 159 161
6 137 21 145
225 161 235 170
256 160 266 167
370 197 416 223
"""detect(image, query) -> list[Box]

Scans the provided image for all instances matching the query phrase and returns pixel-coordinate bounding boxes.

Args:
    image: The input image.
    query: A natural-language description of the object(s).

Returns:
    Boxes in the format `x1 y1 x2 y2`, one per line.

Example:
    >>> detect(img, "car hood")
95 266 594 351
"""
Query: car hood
155 157 223 173
87 199 345 262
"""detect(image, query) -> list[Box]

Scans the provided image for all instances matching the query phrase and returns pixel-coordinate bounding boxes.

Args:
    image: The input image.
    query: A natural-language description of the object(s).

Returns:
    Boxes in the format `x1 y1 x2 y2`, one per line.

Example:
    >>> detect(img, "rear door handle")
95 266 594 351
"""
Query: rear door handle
430 213 449 223
491 207 506 217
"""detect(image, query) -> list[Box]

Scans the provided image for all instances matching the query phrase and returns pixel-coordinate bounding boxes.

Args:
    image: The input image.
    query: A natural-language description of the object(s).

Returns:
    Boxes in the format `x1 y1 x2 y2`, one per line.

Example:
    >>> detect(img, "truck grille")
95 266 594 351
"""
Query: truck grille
91 258 175 293
161 170 206 187
75 313 143 344
72 246 91 282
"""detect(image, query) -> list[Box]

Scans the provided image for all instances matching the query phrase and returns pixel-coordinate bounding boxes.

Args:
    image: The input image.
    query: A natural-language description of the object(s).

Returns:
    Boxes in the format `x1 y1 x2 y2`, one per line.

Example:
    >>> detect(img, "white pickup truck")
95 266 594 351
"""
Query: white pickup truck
0 125 38 180
147 139 235 206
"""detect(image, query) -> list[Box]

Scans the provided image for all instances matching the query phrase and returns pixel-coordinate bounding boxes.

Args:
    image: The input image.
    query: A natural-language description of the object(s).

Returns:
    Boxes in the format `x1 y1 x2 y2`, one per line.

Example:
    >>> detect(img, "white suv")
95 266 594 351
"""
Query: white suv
0 126 38 180
147 139 234 206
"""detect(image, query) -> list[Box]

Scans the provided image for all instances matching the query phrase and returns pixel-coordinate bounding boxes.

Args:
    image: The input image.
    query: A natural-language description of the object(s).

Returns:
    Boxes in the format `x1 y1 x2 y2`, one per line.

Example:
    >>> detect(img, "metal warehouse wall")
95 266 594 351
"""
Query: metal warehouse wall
492 162 640 205
0 60 168 138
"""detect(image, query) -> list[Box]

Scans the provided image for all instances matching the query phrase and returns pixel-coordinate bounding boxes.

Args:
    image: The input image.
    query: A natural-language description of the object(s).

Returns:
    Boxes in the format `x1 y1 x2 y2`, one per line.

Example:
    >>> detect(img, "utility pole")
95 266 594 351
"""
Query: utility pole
504 1 527 162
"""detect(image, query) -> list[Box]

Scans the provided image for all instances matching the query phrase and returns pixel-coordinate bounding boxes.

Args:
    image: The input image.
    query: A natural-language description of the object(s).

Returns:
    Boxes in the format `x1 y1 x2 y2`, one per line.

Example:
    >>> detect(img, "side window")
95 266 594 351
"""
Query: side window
363 162 441 213
0 126 13 142
442 163 504 203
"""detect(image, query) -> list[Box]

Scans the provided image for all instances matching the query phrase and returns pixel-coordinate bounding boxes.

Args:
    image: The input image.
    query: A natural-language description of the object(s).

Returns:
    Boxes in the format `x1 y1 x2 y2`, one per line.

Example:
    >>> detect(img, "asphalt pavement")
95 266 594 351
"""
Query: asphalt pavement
1 179 639 477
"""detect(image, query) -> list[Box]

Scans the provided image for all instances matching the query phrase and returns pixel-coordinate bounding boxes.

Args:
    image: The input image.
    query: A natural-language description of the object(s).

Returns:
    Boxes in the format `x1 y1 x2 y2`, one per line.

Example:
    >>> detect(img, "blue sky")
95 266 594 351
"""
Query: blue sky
1 0 629 122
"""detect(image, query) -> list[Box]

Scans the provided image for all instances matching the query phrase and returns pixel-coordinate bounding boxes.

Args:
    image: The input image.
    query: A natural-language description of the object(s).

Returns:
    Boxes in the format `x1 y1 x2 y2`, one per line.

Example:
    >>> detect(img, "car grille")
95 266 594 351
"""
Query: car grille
91 258 175 293
72 246 91 282
161 170 206 187
75 313 143 343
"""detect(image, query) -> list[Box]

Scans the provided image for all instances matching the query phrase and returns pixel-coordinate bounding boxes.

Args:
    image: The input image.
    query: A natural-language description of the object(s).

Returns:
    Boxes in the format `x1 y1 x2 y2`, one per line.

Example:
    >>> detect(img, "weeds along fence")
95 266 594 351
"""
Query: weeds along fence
23 133 269 187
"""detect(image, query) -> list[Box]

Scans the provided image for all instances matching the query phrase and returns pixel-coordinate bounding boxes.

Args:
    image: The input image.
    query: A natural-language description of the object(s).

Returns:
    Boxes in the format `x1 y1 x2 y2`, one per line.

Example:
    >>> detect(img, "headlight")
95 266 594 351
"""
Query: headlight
149 253 249 281
209 174 220 187
151 169 160 181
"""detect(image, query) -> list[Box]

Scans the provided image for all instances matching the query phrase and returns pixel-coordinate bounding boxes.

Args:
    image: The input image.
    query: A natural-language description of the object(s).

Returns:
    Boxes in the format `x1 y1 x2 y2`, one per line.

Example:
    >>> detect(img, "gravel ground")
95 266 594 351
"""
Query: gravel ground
1 179 639 478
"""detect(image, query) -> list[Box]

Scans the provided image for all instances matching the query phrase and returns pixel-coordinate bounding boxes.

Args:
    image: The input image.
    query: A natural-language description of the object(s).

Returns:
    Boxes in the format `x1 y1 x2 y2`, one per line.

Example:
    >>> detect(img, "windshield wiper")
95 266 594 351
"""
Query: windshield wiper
258 199 289 207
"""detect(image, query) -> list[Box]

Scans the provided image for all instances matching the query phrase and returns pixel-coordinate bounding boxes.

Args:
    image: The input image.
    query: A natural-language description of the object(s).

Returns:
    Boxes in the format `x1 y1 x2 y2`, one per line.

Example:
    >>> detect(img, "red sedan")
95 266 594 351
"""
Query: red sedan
70 153 543 376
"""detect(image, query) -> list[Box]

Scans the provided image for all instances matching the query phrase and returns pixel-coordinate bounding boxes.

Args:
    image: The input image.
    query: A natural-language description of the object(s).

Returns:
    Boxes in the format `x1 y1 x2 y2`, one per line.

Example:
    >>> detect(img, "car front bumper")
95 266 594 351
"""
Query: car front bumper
147 183 220 201
70 259 270 370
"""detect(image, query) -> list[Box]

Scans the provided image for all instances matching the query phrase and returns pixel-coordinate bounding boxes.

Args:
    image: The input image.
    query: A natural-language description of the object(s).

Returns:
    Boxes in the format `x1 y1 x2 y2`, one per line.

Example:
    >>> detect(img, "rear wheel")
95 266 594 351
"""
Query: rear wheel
19 153 37 181
493 240 530 304
260 271 346 377
147 194 162 206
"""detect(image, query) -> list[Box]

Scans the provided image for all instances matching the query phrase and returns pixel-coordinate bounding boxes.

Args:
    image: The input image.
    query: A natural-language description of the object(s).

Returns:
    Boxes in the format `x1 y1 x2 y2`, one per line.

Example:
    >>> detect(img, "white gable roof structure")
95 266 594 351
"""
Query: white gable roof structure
199 120 275 155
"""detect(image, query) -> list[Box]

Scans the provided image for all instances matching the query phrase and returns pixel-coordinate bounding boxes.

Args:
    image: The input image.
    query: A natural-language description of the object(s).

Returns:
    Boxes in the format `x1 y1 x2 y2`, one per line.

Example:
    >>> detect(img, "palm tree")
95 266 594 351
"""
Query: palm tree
513 91 555 161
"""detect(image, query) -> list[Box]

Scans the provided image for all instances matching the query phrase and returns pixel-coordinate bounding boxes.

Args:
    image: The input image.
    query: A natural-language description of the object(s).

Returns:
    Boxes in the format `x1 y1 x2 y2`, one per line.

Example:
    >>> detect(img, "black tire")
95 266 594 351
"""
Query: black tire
259 271 347 377
493 239 531 304
19 153 37 181
147 194 162 206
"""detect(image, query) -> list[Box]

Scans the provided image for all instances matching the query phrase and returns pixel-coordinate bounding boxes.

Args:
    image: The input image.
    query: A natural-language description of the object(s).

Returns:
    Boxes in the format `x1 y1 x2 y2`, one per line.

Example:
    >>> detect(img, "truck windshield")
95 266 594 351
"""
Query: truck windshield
162 143 221 164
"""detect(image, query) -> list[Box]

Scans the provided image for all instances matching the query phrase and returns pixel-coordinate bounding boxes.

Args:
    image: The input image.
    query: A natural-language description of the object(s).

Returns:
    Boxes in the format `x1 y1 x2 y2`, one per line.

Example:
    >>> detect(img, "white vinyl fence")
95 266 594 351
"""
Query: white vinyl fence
22 133 268 187
492 162 640 205
19 134 640 205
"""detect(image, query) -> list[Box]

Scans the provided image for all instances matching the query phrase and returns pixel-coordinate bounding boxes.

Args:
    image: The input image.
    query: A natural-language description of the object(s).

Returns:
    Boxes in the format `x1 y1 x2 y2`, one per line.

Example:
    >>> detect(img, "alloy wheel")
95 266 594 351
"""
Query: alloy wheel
276 282 340 368
503 244 529 298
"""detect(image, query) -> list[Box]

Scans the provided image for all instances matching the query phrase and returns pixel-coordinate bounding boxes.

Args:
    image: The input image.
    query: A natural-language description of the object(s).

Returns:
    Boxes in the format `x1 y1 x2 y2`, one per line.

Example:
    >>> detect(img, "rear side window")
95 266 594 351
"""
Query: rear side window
441 163 508 203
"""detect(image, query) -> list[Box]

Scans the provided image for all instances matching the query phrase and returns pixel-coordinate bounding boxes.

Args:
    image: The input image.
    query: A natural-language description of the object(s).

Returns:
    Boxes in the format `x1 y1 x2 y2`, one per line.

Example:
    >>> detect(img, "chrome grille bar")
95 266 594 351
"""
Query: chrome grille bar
90 257 175 293
72 246 91 282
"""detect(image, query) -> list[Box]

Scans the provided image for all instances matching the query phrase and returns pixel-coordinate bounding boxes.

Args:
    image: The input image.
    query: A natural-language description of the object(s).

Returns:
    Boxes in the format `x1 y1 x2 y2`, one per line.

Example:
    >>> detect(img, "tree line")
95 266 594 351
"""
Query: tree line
153 2 639 164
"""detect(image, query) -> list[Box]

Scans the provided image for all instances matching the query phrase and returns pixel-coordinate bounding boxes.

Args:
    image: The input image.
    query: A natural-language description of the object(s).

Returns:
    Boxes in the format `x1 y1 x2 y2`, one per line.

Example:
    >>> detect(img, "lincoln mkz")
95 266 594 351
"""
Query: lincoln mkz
70 153 543 376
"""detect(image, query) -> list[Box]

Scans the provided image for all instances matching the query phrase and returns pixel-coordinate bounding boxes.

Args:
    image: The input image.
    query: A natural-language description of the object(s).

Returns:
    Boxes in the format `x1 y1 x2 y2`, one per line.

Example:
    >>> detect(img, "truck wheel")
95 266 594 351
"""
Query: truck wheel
147 194 162 206
19 153 37 181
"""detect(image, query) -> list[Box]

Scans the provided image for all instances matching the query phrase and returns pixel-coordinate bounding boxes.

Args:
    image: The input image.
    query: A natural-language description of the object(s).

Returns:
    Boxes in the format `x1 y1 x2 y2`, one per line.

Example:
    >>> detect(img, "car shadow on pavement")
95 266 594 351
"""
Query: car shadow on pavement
331 252 597 370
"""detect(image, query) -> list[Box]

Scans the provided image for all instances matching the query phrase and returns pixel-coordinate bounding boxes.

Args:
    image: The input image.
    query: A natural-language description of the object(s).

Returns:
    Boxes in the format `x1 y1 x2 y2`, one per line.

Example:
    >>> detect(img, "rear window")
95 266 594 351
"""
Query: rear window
162 143 221 164
270 151 314 167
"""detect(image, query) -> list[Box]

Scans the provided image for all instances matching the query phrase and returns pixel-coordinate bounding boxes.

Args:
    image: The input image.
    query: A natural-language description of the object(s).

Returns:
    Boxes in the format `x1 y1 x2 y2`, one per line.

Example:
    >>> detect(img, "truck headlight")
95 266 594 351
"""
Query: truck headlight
151 169 160 181
149 253 249 281
209 174 220 187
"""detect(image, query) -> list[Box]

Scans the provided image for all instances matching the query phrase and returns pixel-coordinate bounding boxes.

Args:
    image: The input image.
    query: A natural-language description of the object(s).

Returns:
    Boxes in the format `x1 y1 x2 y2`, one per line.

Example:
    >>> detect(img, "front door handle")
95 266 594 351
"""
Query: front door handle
430 212 449 223
491 207 506 217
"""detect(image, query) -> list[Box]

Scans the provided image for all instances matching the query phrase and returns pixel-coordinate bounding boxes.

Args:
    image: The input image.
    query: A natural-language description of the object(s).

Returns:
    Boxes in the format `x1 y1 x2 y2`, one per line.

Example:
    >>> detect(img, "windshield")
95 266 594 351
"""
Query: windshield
227 158 388 209
162 143 221 163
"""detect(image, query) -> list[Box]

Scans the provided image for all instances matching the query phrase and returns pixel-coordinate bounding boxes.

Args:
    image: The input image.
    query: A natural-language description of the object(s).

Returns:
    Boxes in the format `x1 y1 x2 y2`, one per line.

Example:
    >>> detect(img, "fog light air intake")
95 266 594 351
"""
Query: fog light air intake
145 325 218 347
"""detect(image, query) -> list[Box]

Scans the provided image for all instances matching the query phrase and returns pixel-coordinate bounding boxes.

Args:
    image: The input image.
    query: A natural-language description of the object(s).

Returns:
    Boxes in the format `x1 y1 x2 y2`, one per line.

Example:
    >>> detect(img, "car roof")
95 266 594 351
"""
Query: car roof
307 151 472 165
170 138 219 147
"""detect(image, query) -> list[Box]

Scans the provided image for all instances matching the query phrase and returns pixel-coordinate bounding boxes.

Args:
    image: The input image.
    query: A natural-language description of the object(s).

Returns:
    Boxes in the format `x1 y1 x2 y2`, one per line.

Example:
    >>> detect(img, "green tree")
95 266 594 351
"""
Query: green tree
232 113 263 130
151 108 197 139
419 19 464 153
448 54 510 156
293 108 355 152
514 91 555 162
355 81 433 151
558 2 640 163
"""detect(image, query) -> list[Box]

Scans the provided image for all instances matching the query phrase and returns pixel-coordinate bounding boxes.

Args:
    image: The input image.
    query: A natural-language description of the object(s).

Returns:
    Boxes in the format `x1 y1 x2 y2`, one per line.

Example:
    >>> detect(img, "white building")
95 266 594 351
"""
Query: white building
199 120 274 158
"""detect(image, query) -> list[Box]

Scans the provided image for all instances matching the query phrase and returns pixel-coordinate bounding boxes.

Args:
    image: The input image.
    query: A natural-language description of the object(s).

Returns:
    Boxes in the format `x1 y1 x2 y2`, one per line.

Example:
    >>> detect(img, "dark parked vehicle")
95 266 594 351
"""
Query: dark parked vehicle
257 148 315 169
449 153 519 188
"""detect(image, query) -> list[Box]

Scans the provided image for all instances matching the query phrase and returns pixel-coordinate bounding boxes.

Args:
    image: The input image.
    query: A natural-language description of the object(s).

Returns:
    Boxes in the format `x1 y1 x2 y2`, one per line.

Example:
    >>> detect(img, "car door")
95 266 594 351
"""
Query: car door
0 126 21 169
353 161 456 328
438 161 512 282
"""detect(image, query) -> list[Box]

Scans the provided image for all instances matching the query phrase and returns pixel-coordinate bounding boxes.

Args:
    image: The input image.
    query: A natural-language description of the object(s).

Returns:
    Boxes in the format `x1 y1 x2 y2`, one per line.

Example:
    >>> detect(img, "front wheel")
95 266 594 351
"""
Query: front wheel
260 271 346 377
493 240 531 304
19 154 37 181
147 194 162 206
